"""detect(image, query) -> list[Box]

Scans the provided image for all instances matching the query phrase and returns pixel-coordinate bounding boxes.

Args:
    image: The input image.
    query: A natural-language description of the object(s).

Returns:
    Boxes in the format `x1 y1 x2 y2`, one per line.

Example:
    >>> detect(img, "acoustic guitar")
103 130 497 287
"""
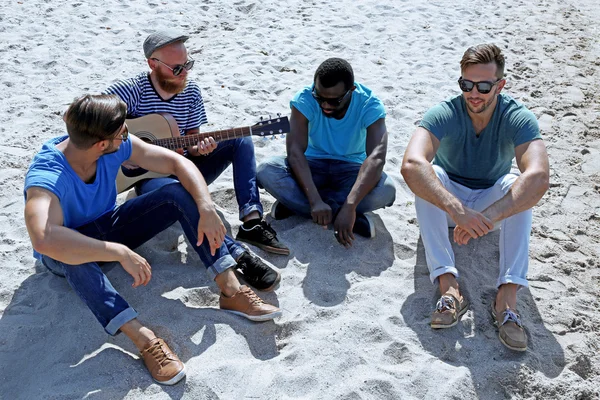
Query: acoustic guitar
116 113 290 193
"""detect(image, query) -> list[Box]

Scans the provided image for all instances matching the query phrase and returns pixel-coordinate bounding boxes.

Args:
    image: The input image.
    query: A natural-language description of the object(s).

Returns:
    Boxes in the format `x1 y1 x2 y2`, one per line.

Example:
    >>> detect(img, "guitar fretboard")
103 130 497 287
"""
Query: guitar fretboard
154 126 252 150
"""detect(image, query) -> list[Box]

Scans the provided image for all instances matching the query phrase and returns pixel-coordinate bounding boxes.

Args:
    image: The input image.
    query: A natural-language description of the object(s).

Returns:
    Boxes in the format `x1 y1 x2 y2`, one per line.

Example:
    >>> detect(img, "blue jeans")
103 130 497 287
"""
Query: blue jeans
42 183 246 336
137 137 263 220
256 156 396 218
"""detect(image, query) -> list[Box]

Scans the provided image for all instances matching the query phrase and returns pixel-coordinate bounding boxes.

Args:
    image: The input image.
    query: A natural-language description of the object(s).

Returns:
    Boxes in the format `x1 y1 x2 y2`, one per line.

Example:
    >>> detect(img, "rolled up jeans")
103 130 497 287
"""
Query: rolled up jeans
256 156 396 218
42 182 244 335
414 165 531 288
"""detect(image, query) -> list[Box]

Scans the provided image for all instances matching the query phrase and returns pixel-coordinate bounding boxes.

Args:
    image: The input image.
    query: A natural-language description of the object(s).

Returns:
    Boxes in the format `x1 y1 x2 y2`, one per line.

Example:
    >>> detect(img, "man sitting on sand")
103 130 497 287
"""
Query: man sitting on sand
401 44 549 351
24 94 282 385
105 29 289 266
257 58 396 247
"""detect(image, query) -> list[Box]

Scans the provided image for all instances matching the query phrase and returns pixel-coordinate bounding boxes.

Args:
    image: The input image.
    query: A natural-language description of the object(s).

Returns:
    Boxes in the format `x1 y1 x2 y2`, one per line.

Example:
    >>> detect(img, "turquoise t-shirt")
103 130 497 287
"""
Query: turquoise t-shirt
24 135 133 229
419 93 541 189
291 82 386 164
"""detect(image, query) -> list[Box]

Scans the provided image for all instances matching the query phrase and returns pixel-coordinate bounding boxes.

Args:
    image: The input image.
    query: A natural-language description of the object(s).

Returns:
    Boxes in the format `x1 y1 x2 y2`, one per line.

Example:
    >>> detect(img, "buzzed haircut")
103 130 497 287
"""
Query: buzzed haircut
64 94 127 149
460 44 505 79
314 58 354 90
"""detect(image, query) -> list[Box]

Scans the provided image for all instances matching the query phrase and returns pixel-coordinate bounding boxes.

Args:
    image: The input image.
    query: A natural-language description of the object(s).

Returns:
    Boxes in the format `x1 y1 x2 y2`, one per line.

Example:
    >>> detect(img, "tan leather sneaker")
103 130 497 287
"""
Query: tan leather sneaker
141 338 186 385
430 294 469 329
220 285 282 321
492 304 527 351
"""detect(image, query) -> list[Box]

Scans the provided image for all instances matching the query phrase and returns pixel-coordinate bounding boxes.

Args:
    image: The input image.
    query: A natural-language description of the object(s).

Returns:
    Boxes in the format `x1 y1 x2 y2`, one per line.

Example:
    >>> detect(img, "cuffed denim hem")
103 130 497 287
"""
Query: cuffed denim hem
105 307 138 336
239 204 263 221
430 266 459 285
229 244 246 261
206 254 237 280
496 275 529 289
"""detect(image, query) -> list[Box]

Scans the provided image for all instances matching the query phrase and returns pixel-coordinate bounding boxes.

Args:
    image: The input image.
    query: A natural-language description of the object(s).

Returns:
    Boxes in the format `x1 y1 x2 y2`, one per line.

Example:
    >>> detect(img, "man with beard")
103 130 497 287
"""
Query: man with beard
401 44 549 351
105 30 289 293
257 58 396 247
24 95 282 385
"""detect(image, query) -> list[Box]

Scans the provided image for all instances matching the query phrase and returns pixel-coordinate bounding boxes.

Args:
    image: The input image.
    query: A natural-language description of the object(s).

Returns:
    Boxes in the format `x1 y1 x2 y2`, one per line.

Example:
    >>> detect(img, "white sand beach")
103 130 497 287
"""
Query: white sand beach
0 0 599 398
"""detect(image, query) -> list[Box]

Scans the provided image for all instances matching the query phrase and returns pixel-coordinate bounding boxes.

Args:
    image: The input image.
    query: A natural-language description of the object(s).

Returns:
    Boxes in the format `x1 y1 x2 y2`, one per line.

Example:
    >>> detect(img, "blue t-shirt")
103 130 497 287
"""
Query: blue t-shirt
291 82 386 164
24 136 133 230
419 93 541 189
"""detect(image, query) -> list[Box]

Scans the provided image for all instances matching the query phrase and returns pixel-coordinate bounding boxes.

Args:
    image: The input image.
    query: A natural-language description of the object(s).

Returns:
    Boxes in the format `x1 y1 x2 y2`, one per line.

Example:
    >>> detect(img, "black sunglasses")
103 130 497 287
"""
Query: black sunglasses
458 77 501 94
113 123 129 141
152 57 195 76
311 87 351 106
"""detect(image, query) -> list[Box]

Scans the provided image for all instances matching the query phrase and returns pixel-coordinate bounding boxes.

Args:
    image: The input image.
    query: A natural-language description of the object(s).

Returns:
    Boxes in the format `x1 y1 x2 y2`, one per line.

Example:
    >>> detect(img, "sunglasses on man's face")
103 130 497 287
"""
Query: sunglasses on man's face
312 87 351 107
152 57 195 76
458 77 501 94
114 123 129 141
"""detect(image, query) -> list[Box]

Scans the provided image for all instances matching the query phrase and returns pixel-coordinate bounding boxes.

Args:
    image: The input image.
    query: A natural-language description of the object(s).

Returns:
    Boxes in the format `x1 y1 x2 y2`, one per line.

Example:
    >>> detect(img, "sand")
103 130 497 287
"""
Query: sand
0 0 599 399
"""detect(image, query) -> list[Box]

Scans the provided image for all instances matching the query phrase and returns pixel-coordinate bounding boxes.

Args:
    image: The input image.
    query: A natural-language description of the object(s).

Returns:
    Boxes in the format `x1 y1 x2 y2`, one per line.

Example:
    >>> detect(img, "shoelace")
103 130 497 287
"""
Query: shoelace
260 221 277 240
435 295 455 312
145 340 170 366
241 287 265 305
501 308 523 327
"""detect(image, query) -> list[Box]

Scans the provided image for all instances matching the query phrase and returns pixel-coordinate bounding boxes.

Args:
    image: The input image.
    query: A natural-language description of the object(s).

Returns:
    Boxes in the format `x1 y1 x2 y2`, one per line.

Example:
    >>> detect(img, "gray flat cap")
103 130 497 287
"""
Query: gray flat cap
143 30 189 58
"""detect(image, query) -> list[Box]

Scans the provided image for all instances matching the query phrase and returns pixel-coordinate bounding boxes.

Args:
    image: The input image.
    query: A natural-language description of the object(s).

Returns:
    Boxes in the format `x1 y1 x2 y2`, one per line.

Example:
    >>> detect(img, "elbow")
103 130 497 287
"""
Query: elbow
535 169 550 195
401 157 419 181
30 235 51 257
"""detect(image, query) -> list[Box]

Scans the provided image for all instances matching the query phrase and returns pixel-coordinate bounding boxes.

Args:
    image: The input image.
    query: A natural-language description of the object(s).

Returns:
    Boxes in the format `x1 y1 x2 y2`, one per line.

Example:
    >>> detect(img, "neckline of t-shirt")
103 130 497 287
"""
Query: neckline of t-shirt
50 136 101 187
146 72 181 103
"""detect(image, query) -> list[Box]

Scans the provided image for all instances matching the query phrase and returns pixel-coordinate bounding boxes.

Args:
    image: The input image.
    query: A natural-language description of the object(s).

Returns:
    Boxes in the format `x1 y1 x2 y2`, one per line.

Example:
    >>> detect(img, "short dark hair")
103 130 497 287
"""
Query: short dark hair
64 94 127 149
313 58 354 90
460 44 505 79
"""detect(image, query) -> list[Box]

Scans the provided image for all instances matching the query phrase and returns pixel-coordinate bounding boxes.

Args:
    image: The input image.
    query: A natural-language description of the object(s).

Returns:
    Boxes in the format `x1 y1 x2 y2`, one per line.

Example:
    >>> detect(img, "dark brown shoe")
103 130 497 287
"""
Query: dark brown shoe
220 285 282 321
141 338 186 385
492 303 527 351
430 294 469 329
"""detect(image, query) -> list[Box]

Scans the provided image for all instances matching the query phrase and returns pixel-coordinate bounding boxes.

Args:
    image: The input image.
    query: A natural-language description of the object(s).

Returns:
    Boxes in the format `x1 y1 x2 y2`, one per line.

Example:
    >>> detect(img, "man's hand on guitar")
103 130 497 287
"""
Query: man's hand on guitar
196 206 227 256
193 137 217 156
118 245 152 288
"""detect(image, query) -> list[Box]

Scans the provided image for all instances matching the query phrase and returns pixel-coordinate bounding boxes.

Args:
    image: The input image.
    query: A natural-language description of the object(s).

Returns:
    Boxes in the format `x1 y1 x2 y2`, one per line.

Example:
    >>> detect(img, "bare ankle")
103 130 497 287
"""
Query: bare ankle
215 268 241 297
120 319 157 351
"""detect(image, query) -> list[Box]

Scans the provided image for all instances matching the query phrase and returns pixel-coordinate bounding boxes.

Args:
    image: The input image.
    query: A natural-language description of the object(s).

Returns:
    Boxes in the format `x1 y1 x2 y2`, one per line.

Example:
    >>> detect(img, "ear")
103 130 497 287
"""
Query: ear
350 84 357 92
496 79 506 94
93 139 109 152
147 58 157 71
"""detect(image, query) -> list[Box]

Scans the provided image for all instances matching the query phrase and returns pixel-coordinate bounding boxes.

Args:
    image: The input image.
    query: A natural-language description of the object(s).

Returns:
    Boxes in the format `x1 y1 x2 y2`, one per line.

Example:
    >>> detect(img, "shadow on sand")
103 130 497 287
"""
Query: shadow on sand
400 231 565 398
0 226 279 399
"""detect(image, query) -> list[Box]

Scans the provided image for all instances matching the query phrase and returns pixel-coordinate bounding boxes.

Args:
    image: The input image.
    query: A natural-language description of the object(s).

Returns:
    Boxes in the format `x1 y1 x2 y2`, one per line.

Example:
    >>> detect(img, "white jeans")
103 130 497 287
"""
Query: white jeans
415 165 532 288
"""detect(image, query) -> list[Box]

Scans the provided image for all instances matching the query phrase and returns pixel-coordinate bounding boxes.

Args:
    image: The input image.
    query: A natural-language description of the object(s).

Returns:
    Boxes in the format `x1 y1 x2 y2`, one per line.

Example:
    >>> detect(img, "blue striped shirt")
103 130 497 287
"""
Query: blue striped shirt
104 72 208 134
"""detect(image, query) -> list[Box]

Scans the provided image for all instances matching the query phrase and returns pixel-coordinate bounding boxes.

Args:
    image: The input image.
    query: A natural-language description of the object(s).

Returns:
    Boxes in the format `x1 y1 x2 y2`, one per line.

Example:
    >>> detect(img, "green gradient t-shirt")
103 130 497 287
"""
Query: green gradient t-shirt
419 93 541 189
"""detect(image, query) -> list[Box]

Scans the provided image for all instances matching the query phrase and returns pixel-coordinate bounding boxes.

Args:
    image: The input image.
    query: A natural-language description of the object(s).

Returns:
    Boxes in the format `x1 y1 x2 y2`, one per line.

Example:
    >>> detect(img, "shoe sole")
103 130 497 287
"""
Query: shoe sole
430 299 470 329
236 238 290 255
222 308 283 322
364 213 376 238
153 365 187 386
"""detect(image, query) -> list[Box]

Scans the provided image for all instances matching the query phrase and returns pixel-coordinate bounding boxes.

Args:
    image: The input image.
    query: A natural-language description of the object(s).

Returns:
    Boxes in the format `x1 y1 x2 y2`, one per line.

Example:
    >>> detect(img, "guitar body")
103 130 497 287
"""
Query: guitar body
115 113 290 194
116 113 181 193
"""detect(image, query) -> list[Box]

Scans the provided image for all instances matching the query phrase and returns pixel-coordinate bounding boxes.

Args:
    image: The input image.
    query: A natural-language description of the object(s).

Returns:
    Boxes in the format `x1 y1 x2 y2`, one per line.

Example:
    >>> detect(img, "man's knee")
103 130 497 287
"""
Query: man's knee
257 156 287 185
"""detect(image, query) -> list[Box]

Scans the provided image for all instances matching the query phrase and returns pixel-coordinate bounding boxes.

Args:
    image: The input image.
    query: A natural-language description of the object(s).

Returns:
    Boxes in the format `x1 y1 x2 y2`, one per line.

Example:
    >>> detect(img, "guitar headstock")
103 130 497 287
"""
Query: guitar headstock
251 115 290 139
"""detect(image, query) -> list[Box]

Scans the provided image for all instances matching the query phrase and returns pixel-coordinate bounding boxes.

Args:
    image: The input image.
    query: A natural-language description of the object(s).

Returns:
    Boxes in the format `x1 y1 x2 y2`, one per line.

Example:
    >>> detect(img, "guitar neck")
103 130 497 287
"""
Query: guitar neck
153 126 252 150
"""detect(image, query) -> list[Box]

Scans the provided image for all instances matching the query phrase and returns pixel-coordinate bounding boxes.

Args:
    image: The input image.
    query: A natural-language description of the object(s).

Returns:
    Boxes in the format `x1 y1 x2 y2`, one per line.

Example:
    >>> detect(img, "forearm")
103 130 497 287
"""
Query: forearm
482 170 549 223
34 225 126 265
401 160 462 216
345 156 384 210
288 150 322 206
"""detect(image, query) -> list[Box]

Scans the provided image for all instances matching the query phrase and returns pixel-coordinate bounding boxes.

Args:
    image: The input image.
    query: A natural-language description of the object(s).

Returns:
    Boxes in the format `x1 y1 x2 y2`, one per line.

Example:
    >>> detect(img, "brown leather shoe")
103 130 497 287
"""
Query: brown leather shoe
220 285 282 321
141 338 186 385
492 303 527 351
430 294 469 329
